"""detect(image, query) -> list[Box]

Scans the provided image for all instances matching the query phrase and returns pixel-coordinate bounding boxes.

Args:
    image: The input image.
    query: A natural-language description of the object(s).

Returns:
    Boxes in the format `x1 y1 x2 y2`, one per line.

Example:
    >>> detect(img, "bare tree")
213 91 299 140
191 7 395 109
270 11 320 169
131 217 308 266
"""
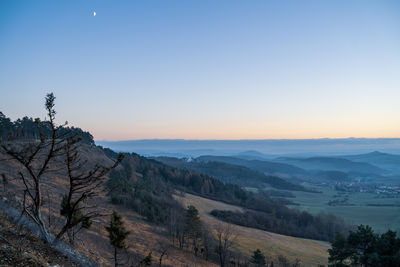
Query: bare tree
0 93 123 243
156 241 169 267
168 207 186 248
0 93 67 242
277 255 291 267
201 223 214 261
55 136 124 241
215 223 237 267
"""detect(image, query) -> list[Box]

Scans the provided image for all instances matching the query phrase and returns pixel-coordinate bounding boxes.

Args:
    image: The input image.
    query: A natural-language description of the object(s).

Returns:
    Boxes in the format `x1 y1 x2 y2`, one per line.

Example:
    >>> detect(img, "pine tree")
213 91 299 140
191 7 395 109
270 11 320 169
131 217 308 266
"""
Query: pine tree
59 195 92 244
185 205 202 255
105 211 131 267
251 249 266 266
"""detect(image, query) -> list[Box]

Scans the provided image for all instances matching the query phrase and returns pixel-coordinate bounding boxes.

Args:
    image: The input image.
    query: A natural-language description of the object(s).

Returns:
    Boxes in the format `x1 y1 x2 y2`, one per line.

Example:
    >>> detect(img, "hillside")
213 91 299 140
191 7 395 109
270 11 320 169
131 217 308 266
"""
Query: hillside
339 151 400 173
154 156 311 192
274 156 385 174
175 193 330 266
0 110 343 266
197 155 308 176
0 143 218 267
0 208 78 266
107 151 348 241
0 140 339 266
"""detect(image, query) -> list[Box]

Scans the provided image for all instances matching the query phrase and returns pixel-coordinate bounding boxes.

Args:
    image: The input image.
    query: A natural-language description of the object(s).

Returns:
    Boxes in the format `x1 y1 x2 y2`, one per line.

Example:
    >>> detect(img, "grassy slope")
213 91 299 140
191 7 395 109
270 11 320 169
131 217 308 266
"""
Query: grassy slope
175 193 330 267
0 144 217 267
0 209 78 267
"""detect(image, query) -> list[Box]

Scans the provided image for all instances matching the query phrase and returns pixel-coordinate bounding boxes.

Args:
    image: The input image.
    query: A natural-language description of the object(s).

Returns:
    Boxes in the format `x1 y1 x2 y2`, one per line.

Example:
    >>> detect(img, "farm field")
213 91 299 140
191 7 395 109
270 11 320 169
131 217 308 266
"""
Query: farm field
175 193 330 267
288 184 400 233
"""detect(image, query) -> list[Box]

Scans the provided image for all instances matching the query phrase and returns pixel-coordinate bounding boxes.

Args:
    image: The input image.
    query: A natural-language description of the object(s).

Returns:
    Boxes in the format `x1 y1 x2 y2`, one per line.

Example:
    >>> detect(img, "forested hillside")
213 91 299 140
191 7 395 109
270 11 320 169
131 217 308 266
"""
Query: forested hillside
154 156 311 191
106 150 349 241
197 155 308 176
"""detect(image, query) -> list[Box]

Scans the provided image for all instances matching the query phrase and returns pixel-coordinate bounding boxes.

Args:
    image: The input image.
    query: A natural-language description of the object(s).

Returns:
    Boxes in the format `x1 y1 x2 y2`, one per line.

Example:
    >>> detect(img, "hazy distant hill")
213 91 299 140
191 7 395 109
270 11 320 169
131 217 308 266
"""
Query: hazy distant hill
338 151 400 173
197 155 308 176
274 156 386 174
234 150 272 160
96 138 400 157
154 156 311 192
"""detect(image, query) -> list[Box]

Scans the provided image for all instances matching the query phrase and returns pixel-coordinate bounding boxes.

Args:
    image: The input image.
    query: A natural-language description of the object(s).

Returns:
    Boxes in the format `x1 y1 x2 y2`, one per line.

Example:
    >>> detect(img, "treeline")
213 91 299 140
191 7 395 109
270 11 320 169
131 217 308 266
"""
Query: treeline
0 112 94 144
105 150 350 241
328 225 400 267
155 156 312 192
210 209 347 241
107 157 184 224
106 164 245 267
106 152 247 224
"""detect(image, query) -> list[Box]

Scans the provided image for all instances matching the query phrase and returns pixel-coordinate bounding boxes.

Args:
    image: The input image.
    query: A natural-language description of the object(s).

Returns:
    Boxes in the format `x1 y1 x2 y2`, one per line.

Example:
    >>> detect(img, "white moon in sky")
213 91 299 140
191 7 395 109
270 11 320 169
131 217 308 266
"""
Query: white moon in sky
93 11 96 16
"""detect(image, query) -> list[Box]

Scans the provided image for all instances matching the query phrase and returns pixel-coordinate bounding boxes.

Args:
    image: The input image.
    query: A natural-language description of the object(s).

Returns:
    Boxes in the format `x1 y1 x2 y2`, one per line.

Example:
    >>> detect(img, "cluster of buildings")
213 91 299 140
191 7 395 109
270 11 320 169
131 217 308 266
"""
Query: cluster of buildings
321 181 400 195
375 185 400 195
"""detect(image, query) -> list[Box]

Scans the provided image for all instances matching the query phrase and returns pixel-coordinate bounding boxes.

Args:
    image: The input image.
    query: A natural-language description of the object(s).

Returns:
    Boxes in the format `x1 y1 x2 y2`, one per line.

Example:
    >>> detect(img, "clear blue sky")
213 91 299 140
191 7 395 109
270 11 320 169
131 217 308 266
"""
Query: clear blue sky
1 0 400 140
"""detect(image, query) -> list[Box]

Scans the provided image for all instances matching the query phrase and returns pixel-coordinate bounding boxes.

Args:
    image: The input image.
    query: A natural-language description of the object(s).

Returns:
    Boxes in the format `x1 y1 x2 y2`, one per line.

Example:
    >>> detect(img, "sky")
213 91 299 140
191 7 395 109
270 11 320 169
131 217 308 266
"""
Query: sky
1 0 400 141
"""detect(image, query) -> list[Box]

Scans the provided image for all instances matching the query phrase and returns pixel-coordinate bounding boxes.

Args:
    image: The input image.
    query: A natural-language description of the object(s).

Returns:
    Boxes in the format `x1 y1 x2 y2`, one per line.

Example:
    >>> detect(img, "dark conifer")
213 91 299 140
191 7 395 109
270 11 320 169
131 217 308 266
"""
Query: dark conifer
251 249 266 266
185 205 202 255
105 211 131 267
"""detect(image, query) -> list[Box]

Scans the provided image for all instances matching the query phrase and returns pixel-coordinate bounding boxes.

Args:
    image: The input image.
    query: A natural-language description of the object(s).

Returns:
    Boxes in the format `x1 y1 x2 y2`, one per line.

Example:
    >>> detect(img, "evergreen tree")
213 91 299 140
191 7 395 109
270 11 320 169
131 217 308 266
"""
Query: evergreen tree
328 233 352 266
185 205 202 255
59 195 92 244
251 249 266 266
347 225 378 266
328 224 400 267
376 230 400 267
106 211 131 267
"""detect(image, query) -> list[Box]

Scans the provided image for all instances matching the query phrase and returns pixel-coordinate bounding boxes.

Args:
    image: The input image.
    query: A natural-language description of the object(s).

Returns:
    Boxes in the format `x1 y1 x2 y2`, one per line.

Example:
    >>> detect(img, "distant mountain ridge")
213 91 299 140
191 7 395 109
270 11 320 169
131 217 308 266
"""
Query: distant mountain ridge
338 151 400 172
197 155 308 176
96 138 400 156
274 156 386 174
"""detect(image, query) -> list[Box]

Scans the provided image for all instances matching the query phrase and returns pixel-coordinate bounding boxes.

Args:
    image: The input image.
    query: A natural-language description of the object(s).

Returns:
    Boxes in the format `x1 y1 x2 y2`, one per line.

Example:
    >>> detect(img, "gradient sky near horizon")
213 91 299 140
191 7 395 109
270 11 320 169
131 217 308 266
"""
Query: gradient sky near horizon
1 0 400 140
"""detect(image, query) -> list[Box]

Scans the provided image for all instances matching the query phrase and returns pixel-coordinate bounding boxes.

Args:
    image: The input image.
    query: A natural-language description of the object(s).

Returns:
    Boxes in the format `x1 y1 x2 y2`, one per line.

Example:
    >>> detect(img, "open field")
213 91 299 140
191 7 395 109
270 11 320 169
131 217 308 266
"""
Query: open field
175 193 330 267
288 184 400 233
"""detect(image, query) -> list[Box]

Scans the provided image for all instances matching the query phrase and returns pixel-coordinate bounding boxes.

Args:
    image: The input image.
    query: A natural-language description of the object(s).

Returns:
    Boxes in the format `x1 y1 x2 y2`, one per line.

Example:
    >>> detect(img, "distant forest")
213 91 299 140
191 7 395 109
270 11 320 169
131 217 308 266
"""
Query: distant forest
154 156 312 192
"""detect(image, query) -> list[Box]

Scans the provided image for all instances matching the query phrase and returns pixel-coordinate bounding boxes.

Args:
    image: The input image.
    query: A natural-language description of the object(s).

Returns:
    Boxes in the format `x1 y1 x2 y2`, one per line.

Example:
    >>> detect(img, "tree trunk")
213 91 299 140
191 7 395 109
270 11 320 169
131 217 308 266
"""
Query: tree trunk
114 247 118 267
36 209 52 243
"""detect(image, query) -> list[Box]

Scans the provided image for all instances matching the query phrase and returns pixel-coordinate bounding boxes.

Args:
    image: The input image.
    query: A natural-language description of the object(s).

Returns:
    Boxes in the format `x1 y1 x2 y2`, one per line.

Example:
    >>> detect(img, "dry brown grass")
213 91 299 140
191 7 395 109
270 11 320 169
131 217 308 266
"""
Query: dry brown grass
175 193 331 267
0 144 218 267
1 143 329 266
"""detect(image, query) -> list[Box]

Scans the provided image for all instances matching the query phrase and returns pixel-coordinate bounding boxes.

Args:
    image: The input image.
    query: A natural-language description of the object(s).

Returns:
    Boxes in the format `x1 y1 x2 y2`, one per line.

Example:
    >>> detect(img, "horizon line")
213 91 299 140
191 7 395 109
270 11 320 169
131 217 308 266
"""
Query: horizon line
96 137 400 142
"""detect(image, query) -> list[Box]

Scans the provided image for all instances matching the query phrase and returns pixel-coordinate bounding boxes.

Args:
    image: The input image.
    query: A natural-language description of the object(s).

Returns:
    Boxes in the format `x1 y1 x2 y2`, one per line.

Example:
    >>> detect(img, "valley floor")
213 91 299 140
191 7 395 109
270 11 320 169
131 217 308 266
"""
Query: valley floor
288 184 400 233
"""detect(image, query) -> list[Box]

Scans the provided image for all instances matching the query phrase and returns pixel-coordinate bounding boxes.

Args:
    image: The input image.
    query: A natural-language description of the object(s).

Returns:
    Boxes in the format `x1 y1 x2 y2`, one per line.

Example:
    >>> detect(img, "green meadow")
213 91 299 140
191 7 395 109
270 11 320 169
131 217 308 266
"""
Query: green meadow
287 185 400 233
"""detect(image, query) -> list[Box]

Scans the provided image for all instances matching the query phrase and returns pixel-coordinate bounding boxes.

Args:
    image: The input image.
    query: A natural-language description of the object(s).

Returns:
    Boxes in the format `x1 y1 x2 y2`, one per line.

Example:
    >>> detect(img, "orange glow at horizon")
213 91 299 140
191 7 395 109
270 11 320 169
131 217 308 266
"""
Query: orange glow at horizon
88 120 400 141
